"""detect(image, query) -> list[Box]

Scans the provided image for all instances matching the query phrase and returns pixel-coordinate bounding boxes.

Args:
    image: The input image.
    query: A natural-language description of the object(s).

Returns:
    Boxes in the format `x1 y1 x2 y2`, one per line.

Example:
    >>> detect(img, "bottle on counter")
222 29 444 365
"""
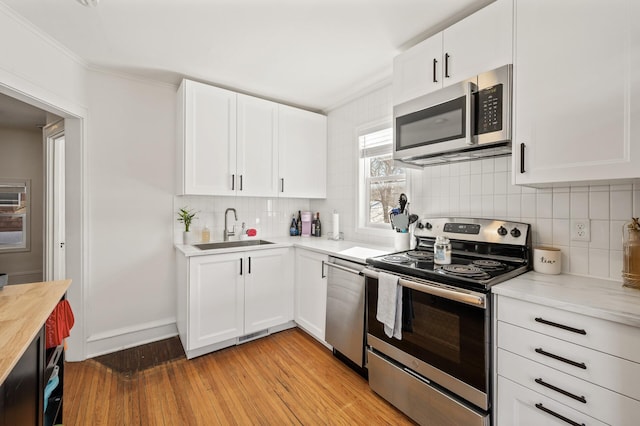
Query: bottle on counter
296 210 302 237
311 216 316 236
289 214 298 236
314 212 321 237
201 224 211 243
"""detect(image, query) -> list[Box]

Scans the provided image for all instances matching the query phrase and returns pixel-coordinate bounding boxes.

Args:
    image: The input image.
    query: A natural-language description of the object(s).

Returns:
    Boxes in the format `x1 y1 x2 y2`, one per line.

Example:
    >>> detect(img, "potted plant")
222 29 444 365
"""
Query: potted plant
177 207 198 245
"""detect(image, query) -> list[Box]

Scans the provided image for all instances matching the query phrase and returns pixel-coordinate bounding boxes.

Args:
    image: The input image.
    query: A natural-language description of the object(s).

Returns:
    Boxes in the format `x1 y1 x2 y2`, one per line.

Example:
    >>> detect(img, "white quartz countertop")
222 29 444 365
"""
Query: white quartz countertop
175 236 394 264
492 271 640 327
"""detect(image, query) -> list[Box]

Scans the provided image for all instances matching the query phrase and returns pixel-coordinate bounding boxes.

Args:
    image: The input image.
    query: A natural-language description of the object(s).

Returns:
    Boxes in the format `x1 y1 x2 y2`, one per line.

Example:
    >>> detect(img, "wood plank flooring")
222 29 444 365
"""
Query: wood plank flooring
64 328 416 425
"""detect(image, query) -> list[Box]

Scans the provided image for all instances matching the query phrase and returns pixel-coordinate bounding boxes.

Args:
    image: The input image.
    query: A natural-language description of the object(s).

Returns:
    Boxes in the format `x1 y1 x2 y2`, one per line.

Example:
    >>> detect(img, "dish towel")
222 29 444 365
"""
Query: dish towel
376 272 402 339
45 299 75 349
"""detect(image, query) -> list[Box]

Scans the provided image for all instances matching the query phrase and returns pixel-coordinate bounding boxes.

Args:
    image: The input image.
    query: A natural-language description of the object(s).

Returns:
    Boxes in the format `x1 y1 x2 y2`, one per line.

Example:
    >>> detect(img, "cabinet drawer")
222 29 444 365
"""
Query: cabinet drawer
498 321 640 400
497 295 640 363
498 348 640 425
497 376 606 426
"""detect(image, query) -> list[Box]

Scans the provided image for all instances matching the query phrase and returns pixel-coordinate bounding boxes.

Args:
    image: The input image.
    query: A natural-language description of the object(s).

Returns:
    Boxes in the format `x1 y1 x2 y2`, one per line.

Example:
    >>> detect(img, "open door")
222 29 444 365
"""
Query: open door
44 121 65 281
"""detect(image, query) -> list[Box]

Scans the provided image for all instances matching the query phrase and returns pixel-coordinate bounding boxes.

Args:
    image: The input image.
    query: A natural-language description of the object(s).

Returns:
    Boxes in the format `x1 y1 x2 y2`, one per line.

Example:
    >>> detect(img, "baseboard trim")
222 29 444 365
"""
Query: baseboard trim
86 317 178 359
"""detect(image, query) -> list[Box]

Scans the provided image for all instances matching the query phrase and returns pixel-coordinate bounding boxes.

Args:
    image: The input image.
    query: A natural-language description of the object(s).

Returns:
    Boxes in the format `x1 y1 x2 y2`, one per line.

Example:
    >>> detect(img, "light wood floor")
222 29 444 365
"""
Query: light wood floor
64 328 415 425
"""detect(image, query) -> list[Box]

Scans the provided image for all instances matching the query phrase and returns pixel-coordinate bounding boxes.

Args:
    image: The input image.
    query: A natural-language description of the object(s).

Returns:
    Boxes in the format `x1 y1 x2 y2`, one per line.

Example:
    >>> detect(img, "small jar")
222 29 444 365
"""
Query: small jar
434 236 452 265
622 218 640 289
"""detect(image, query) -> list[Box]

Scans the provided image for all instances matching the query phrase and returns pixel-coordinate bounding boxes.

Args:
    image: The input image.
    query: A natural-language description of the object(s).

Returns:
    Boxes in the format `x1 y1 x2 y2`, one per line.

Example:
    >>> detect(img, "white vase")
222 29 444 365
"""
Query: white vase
183 231 196 245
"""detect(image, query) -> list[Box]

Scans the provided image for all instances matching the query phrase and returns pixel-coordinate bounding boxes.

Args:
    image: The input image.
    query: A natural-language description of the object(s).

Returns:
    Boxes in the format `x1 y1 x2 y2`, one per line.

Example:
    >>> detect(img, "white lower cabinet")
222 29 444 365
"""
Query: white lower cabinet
176 248 294 359
497 376 606 426
294 248 328 343
495 294 640 425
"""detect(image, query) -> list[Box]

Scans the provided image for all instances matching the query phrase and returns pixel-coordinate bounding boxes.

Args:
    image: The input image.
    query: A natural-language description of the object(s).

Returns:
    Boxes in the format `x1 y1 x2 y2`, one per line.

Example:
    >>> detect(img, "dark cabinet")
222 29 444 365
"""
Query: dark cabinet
0 327 64 426
0 327 44 426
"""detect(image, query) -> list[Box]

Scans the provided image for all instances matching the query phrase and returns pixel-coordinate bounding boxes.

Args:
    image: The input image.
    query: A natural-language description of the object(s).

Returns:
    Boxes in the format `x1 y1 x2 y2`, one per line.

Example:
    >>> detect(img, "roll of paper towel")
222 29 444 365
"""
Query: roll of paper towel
332 211 339 240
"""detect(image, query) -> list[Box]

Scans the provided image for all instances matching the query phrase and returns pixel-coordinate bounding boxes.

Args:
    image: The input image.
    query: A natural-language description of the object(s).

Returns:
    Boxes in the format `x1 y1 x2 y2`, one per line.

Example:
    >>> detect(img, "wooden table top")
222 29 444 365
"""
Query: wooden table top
0 280 71 384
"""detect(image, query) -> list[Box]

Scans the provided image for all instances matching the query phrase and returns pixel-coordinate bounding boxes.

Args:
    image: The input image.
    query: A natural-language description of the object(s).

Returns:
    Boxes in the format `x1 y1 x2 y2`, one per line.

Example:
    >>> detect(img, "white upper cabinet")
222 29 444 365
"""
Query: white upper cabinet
237 94 279 197
177 79 327 198
393 0 513 105
177 79 236 195
442 0 513 86
513 0 640 186
278 105 327 198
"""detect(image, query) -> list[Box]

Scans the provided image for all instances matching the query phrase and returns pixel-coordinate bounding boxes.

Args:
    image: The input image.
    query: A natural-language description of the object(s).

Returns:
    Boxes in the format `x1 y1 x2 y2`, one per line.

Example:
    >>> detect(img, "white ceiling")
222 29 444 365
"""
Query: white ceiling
0 93 48 128
0 0 491 113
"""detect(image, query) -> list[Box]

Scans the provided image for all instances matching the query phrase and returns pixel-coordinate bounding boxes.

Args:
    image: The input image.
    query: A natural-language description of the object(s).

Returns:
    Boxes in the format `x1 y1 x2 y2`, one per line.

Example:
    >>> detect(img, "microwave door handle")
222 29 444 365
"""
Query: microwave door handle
465 82 476 146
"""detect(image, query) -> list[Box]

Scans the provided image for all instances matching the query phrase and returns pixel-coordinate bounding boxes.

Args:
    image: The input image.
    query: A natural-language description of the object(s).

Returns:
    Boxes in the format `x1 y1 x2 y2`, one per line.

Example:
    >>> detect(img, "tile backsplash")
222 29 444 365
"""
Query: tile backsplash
311 82 640 281
174 195 310 243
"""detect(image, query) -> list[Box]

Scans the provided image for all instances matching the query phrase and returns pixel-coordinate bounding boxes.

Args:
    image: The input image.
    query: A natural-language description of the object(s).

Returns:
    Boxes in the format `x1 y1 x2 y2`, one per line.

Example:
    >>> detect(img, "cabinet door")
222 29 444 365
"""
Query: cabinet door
442 0 512 85
393 32 443 105
179 79 237 195
294 249 328 342
188 253 244 349
278 105 327 198
497 376 606 426
514 0 640 185
237 94 279 197
244 248 294 334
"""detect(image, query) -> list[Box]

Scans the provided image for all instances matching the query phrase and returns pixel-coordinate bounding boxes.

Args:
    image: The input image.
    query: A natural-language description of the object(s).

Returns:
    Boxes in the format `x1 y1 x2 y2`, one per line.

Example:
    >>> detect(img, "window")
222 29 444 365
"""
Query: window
0 179 30 251
358 125 407 230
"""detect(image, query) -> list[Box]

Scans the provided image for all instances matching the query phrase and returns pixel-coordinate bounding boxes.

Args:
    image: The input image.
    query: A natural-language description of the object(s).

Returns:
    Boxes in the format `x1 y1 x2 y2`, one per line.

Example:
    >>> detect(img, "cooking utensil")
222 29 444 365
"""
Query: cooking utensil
408 214 419 225
399 193 408 213
392 214 409 231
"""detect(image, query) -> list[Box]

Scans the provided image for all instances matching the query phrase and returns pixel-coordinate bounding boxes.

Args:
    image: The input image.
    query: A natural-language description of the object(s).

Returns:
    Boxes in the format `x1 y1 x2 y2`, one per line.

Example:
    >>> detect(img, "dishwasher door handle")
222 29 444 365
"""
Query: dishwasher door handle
324 261 364 275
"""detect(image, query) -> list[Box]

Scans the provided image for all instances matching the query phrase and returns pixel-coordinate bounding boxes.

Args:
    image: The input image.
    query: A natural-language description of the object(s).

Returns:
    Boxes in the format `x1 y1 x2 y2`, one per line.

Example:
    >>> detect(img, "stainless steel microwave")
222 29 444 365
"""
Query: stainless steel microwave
393 64 512 166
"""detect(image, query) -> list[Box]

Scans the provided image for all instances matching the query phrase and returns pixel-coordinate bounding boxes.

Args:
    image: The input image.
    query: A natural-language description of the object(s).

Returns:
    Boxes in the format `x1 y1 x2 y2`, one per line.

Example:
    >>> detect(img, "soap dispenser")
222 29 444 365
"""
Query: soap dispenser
201 224 211 243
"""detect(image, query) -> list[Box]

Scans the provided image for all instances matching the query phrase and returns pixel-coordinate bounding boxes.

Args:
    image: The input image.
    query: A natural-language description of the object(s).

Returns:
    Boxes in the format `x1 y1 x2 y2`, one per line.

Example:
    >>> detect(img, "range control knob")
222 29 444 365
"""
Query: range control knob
425 222 433 230
497 226 508 236
510 228 521 238
417 222 424 229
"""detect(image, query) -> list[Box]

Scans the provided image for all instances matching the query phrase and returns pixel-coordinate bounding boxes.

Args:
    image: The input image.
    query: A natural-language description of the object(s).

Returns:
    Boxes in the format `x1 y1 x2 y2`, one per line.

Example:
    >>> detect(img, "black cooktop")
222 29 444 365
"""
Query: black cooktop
366 249 529 292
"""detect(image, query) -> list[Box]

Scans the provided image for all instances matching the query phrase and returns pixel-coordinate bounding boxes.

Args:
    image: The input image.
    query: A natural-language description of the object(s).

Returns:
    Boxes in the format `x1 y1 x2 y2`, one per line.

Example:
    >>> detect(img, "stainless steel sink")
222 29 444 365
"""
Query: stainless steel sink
194 240 274 250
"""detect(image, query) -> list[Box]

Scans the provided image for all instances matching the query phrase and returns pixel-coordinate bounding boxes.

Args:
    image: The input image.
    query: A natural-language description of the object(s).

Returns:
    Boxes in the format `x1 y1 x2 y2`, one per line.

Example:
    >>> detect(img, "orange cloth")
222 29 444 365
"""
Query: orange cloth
45 299 75 349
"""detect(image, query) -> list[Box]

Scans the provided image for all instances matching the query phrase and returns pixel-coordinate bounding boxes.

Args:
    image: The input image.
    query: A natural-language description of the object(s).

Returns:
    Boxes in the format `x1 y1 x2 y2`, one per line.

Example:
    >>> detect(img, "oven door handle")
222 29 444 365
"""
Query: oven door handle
324 261 364 275
362 268 486 308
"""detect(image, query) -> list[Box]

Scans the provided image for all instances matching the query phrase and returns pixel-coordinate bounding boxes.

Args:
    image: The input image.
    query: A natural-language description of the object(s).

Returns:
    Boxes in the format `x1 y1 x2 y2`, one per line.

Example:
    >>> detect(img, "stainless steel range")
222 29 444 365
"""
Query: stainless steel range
364 217 531 426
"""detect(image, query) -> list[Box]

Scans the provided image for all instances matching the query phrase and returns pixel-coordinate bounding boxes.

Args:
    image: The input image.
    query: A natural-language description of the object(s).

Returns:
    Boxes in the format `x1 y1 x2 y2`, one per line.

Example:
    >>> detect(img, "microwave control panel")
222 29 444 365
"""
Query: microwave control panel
476 84 503 135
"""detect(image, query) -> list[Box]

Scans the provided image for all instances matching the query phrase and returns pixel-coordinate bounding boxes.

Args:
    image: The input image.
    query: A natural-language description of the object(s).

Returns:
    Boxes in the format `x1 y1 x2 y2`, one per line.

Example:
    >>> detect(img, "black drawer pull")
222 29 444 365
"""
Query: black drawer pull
432 58 438 83
535 403 585 426
520 143 525 173
535 378 587 404
535 348 587 370
240 258 243 276
535 317 587 335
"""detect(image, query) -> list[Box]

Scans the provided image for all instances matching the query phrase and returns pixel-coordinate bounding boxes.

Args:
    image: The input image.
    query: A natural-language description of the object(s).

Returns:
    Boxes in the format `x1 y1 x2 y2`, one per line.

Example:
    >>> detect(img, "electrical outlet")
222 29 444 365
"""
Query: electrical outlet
571 220 591 242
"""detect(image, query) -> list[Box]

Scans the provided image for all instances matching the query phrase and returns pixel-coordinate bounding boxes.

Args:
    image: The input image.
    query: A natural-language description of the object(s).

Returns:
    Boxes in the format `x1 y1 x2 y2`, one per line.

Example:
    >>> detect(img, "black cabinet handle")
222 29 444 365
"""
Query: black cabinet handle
535 403 585 426
281 178 285 193
240 258 243 276
534 378 587 404
248 257 252 274
535 317 587 335
444 53 450 78
432 58 438 83
239 175 243 191
520 143 526 173
232 174 235 190
535 348 587 370
321 260 326 278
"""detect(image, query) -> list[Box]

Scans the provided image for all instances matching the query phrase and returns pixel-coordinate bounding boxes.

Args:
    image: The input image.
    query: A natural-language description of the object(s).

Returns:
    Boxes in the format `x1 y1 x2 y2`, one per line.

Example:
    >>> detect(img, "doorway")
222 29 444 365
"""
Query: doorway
44 121 66 281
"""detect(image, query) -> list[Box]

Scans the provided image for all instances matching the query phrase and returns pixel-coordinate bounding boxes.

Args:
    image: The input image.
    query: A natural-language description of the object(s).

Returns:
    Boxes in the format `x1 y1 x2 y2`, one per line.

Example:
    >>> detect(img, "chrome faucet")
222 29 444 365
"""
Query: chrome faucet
224 208 238 241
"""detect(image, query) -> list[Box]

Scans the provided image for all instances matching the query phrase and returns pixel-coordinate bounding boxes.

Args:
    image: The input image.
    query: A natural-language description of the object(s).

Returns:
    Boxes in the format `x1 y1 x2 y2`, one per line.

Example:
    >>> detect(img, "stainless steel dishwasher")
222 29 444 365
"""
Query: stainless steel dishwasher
324 256 367 374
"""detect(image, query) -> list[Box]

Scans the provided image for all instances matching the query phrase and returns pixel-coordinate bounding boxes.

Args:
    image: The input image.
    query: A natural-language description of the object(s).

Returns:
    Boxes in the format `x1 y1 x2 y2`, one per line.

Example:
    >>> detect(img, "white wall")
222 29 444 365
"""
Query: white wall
0 126 43 284
318 83 640 281
85 69 177 356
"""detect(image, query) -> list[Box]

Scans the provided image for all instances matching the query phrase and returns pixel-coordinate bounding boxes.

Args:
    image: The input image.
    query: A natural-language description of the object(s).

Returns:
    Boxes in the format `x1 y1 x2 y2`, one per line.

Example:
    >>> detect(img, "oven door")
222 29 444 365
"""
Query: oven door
364 269 490 411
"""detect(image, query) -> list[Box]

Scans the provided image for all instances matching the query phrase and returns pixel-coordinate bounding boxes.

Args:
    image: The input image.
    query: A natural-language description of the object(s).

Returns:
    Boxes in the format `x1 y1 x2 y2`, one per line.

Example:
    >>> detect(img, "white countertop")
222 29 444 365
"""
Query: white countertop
493 271 640 327
175 235 394 264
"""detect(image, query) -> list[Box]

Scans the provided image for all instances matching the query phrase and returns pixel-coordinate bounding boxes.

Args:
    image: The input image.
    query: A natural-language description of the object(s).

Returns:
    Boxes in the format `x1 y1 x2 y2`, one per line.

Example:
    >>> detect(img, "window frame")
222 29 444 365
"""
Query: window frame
355 120 409 235
0 178 31 253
